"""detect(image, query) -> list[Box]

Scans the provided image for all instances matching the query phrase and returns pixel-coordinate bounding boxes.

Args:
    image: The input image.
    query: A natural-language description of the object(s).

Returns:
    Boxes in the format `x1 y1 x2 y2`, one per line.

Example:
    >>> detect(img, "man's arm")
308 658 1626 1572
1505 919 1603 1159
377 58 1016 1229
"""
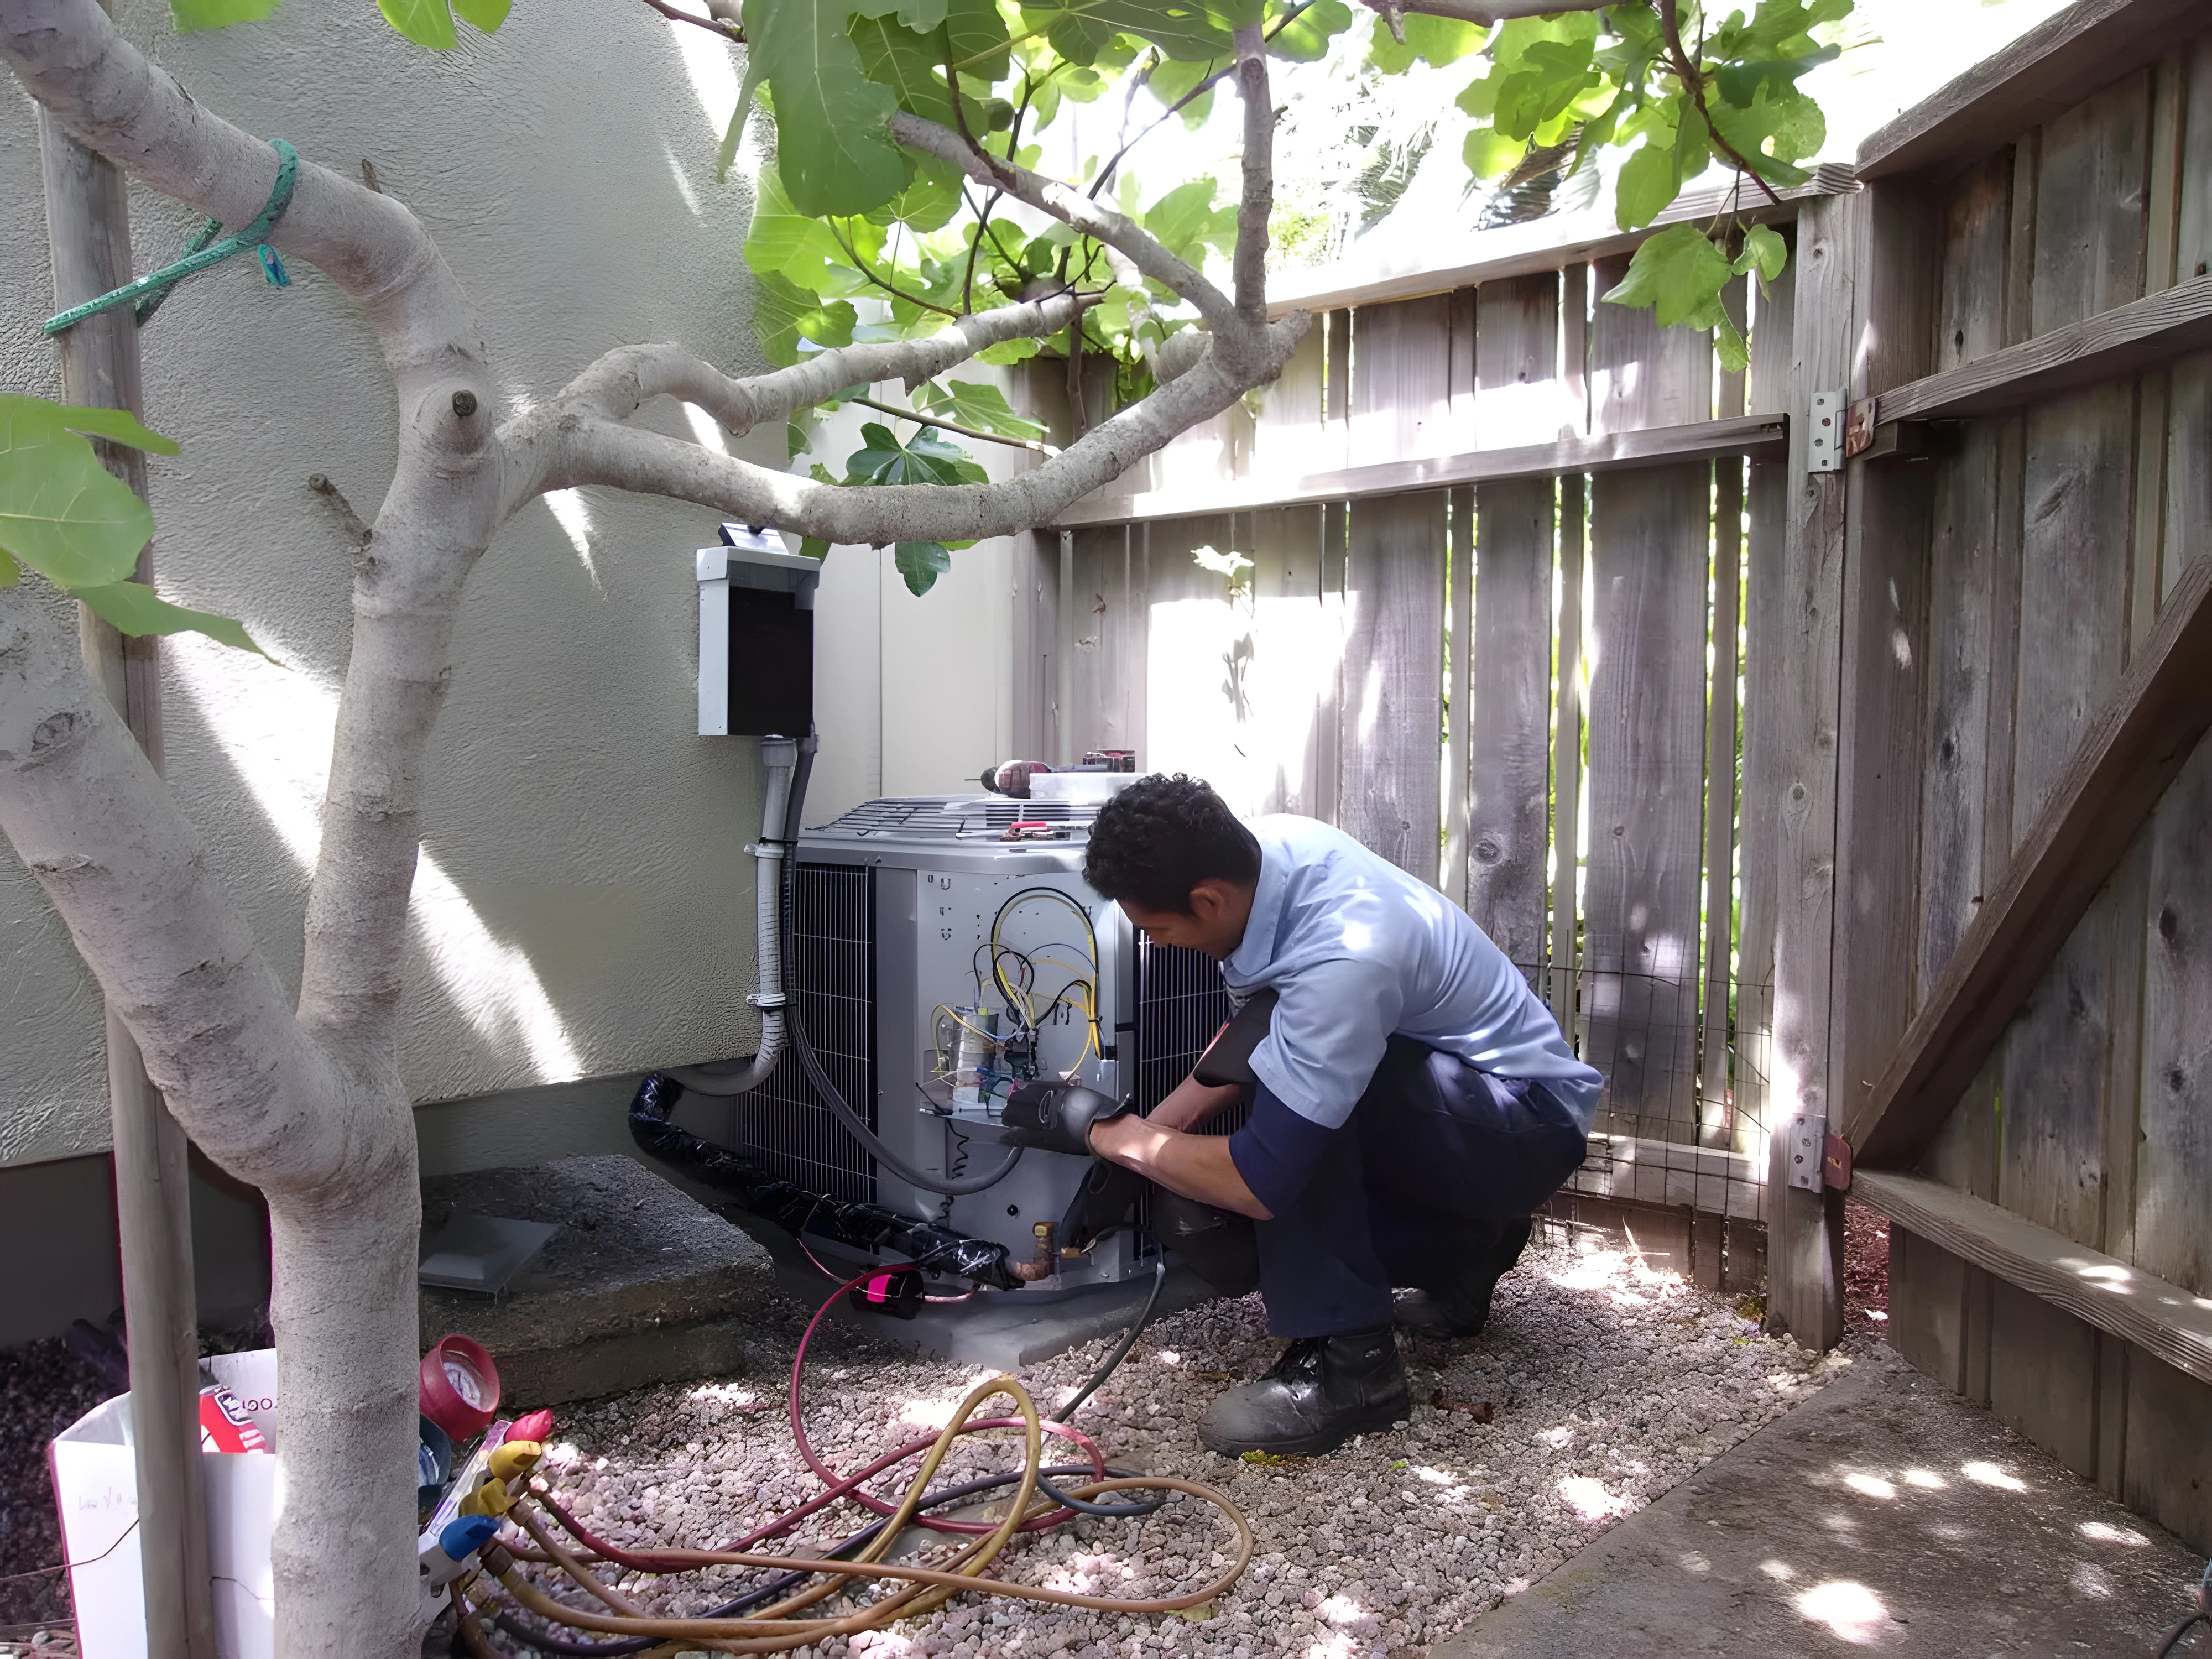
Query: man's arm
1088 1112 1272 1219
1146 1073 1249 1133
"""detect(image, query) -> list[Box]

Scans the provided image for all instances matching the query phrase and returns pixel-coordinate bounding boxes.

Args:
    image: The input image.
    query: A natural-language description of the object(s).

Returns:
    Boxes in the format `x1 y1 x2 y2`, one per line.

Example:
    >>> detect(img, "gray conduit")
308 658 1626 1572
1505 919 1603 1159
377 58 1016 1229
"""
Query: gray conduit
667 735 796 1097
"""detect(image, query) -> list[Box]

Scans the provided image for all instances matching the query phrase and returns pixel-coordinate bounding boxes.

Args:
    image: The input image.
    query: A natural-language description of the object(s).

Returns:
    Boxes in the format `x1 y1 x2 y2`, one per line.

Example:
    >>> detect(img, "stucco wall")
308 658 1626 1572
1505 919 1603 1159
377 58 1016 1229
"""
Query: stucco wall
0 0 792 1166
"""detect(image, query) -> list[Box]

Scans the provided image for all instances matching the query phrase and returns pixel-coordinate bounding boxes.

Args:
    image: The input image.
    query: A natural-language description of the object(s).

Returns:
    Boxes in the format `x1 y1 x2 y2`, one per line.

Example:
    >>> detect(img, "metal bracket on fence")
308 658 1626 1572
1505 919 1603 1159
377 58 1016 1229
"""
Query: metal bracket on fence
1823 1133 1853 1190
1807 389 1846 472
1784 1111 1825 1191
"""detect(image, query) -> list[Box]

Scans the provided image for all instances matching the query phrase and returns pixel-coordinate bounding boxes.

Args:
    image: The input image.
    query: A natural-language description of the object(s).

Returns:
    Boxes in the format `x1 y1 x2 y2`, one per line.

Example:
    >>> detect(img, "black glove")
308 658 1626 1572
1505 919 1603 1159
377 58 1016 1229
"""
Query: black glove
1000 1081 1134 1157
1059 1160 1146 1252
1192 988 1277 1088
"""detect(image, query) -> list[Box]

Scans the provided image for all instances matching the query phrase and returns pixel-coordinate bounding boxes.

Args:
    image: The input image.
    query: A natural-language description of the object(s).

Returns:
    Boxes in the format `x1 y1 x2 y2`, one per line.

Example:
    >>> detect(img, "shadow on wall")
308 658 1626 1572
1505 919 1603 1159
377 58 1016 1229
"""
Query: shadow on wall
0 1151 268 1347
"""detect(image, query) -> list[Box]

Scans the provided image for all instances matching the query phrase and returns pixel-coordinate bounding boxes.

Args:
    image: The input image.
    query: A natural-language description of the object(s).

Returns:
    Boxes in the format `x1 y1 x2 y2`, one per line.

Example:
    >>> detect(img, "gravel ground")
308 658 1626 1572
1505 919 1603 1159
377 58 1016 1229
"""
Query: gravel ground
0 1338 109 1640
508 1224 1848 1658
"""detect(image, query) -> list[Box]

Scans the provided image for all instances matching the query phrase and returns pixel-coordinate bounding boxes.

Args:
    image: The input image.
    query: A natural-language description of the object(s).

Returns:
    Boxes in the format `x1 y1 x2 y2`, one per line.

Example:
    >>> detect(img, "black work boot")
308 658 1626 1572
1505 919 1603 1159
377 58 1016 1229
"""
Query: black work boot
1392 1217 1534 1340
1196 1327 1410 1457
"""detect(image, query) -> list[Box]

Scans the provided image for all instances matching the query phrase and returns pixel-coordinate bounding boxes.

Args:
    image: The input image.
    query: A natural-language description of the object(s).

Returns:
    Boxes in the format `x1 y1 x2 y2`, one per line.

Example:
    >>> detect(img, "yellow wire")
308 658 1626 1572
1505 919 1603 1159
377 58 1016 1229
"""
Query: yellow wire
930 1004 1003 1081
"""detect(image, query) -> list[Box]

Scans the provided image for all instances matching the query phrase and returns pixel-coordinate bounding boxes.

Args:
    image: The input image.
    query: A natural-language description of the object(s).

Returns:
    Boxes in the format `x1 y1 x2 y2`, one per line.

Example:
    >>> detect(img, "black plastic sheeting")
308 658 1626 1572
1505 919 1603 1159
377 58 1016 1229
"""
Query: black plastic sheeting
628 1073 1023 1291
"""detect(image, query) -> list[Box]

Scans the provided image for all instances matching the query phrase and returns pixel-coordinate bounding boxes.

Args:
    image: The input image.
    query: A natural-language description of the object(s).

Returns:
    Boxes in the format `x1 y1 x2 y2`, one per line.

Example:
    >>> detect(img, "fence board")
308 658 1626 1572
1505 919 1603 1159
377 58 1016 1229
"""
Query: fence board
1243 505 1333 818
1475 270 1566 447
1067 525 1145 763
1591 258 1713 432
1999 874 2125 1248
2029 71 2152 333
1136 514 1229 783
1350 294 1455 467
1831 178 1939 1186
2012 385 2135 844
1583 357 1708 1146
1462 274 1561 964
1339 492 1447 883
1444 486 1472 906
1735 249 1794 1155
2164 44 2212 598
1917 424 2002 995
2138 729 2212 1298
1467 477 1552 968
2129 56 2187 649
1763 190 1859 1349
1938 150 2016 370
1251 327 1325 485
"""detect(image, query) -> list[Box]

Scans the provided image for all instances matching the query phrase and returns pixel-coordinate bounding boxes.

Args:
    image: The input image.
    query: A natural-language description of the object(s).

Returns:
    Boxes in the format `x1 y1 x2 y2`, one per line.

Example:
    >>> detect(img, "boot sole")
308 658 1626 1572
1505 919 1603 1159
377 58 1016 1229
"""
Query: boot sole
1197 1395 1409 1459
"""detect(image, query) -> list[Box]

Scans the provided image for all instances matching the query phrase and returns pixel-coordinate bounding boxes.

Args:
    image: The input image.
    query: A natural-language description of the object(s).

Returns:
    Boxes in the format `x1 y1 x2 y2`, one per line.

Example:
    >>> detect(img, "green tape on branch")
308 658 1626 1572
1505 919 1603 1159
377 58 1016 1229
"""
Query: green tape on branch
42 139 300 336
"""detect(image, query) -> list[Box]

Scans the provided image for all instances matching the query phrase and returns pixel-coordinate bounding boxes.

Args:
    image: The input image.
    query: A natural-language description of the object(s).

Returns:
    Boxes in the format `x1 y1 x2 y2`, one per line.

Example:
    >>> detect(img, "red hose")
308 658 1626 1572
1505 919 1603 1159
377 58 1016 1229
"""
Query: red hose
537 1271 1113 1575
786 1271 1106 1534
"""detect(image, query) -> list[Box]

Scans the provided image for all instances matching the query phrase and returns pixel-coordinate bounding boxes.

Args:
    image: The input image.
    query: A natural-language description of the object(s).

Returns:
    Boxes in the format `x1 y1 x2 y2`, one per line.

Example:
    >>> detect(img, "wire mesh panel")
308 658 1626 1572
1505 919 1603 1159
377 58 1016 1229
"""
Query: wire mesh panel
1562 968 1772 1225
1134 939 1245 1136
742 862 878 1202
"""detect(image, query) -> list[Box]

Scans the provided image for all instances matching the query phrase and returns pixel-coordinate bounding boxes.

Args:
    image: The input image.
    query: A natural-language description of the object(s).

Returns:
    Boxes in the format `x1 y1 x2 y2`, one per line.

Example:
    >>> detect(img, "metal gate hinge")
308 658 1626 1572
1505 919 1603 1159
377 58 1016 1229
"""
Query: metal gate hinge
1807 389 1845 472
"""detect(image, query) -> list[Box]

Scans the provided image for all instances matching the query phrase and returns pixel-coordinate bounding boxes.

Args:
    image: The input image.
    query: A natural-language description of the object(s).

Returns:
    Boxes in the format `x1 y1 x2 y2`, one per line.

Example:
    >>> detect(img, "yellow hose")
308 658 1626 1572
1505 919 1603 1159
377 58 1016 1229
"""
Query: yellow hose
489 1373 1253 1653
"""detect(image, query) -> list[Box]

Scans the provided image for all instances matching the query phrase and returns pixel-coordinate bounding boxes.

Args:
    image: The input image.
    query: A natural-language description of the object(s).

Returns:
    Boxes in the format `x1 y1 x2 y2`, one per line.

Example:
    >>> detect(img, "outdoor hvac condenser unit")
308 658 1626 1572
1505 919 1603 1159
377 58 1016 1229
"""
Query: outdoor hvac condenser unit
741 786 1233 1291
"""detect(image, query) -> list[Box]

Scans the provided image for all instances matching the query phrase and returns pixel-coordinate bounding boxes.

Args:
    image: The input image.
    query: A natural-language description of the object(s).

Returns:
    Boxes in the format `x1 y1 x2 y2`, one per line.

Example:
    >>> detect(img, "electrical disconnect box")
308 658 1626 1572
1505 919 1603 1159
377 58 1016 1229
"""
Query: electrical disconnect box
698 524 818 738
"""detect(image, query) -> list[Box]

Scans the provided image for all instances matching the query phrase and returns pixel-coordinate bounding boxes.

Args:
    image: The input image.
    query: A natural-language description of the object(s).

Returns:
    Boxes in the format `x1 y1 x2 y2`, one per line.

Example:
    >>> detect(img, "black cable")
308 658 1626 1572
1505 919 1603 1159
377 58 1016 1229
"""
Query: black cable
776 737 1024 1198
1054 1258 1167 1423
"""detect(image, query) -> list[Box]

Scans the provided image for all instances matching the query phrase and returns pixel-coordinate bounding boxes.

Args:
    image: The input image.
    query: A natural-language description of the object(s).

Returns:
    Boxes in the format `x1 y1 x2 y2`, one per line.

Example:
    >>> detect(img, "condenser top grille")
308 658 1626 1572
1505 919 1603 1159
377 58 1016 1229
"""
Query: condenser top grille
809 794 1100 842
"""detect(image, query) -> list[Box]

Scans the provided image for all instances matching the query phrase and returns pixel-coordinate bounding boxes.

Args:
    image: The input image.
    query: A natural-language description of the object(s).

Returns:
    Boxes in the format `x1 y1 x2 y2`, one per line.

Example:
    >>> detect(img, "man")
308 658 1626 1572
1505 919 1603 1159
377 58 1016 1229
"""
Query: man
1079 774 1600 1458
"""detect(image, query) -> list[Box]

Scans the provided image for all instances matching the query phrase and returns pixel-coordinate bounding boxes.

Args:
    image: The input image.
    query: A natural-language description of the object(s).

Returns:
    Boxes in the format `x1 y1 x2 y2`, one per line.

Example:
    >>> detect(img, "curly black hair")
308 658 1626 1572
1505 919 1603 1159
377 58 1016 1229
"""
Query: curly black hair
1082 774 1260 914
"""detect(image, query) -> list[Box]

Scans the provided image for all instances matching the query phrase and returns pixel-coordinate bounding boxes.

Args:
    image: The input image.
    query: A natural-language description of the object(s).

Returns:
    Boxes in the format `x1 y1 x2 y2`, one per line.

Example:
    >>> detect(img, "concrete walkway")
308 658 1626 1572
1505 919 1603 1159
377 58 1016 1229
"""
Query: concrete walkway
1437 1354 2206 1657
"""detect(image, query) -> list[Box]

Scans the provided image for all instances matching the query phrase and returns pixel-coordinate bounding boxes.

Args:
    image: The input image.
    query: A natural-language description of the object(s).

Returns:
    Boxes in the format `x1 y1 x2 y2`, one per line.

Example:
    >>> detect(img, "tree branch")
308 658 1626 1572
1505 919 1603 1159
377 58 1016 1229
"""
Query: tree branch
0 0 473 362
1354 0 1614 20
510 296 1084 508
849 395 1057 455
0 582 352 1193
1088 59 1220 202
534 314 1308 543
1656 0 1782 208
3 0 505 1067
828 218 963 318
633 0 743 41
1232 24 1272 326
890 111 1249 348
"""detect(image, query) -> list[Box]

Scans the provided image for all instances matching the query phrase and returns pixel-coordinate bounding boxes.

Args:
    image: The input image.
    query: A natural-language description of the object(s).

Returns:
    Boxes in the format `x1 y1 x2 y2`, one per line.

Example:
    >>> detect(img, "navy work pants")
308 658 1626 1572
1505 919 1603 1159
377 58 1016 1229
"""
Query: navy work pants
1254 1036 1587 1339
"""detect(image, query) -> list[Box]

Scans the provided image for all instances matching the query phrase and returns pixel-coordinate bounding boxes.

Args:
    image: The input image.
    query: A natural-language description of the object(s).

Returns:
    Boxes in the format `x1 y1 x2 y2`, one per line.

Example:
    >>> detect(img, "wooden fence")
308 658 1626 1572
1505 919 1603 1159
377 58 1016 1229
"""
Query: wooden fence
1003 0 2212 1554
1004 173 1860 1289
1811 0 2212 1556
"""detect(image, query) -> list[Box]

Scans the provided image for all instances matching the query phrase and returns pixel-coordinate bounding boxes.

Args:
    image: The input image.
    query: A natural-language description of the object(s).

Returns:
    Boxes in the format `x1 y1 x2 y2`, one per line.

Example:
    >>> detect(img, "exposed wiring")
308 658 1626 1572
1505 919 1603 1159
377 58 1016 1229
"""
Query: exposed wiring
990 888 1104 1067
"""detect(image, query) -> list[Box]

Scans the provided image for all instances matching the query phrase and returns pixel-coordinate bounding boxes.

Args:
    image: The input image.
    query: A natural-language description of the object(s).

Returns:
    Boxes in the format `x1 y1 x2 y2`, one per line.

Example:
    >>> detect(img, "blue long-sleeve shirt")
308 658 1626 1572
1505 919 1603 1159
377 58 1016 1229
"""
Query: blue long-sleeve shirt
1214 816 1600 1211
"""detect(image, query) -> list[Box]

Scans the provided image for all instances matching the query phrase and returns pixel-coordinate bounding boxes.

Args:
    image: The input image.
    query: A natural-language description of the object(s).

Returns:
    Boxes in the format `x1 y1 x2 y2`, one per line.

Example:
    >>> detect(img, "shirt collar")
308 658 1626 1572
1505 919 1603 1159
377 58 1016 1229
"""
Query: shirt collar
1224 824 1287 982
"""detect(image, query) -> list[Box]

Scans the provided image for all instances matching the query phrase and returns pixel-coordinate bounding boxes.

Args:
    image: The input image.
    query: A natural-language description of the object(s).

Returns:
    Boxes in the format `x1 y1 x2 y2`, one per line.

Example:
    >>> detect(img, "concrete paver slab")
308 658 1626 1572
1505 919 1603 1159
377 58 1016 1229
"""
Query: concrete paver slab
1436 1357 2206 1657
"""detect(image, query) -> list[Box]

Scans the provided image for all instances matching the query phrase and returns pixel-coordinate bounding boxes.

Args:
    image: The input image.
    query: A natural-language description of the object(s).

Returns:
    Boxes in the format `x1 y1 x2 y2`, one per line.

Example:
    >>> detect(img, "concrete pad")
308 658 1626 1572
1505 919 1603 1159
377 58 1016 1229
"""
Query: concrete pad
1436 1357 2207 1657
723 1208 1222 1370
418 1156 781 1407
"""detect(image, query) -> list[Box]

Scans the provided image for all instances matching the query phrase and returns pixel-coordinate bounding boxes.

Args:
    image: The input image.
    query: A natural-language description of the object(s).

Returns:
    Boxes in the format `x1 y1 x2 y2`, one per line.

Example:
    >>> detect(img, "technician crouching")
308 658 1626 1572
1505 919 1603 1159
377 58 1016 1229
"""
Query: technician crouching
1064 773 1599 1458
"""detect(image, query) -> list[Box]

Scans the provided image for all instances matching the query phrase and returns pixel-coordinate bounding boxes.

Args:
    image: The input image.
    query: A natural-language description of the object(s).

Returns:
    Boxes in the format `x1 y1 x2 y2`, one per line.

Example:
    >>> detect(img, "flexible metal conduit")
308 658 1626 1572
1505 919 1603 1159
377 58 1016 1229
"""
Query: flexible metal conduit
667 736 797 1097
662 732 1022 1197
